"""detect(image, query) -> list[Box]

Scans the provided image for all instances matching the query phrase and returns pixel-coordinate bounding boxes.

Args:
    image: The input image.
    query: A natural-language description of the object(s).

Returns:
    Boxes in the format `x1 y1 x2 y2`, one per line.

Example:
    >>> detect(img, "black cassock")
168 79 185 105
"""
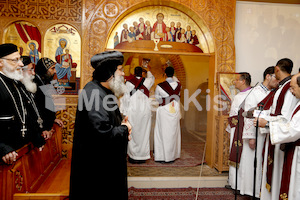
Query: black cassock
0 73 44 158
34 75 56 131
69 80 129 200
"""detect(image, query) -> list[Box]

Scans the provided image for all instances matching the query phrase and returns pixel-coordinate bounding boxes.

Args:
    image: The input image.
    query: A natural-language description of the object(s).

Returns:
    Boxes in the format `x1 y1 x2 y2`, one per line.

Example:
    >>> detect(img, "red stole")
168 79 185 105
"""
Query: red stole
278 104 300 200
227 87 252 166
228 107 245 166
265 81 291 192
127 77 149 98
258 88 278 111
158 81 181 106
228 115 238 128
259 89 277 170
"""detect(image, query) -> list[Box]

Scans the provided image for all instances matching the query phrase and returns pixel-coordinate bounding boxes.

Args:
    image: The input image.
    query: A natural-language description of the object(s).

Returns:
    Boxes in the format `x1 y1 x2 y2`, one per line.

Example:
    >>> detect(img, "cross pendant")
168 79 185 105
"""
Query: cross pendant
21 125 27 137
37 117 43 129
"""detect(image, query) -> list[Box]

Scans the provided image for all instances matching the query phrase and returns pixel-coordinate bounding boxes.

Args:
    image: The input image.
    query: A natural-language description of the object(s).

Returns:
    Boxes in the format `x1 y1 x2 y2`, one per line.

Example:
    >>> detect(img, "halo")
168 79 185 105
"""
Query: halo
27 40 39 51
55 36 71 49
152 8 169 24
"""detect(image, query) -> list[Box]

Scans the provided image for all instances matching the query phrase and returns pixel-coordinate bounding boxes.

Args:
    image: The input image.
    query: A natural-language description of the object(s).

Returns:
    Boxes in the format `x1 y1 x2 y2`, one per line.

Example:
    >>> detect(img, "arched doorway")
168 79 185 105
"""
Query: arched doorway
105 4 212 167
81 0 236 169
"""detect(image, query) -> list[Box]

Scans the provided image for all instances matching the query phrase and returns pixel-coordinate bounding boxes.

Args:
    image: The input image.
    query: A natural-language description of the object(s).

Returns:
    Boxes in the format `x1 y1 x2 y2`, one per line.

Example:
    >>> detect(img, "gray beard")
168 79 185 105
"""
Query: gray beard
21 73 37 93
2 63 23 81
109 74 127 98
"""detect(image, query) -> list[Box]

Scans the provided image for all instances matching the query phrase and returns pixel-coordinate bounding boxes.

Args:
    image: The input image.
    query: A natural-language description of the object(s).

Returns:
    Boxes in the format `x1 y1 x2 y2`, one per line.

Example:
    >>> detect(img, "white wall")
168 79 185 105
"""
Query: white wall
235 1 300 84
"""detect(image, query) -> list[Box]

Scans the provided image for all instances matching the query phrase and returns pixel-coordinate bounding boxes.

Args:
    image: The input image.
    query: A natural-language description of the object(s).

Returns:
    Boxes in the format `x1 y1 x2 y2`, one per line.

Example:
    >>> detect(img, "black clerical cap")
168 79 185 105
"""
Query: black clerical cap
91 51 124 82
0 43 18 58
21 56 32 66
35 57 55 76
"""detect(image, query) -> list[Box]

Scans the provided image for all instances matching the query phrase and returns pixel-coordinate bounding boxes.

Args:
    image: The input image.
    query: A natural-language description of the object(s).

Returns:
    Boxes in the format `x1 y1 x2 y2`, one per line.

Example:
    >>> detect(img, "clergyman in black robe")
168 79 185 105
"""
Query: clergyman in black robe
69 51 131 200
34 57 63 140
0 43 44 164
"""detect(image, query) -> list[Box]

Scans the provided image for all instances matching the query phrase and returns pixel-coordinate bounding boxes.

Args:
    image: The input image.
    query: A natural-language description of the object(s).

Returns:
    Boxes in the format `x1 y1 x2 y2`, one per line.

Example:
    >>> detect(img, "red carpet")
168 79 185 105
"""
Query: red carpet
127 143 205 167
128 187 251 200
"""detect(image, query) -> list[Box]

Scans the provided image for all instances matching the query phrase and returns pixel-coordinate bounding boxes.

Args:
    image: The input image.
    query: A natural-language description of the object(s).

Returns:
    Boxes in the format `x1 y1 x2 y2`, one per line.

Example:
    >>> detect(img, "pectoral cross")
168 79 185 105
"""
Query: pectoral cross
37 117 43 129
21 124 27 137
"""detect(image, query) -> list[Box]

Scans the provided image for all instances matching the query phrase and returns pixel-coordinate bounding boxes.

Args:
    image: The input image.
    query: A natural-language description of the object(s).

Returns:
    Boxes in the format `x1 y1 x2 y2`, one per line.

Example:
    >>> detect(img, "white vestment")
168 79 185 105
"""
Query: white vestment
239 83 269 197
269 101 300 200
227 88 251 189
122 72 154 160
154 78 181 162
261 79 298 200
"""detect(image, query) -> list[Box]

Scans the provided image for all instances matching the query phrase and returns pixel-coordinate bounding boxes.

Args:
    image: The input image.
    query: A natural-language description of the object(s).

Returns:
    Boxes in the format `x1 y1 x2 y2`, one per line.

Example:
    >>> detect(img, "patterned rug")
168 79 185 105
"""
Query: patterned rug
127 143 205 167
128 187 251 200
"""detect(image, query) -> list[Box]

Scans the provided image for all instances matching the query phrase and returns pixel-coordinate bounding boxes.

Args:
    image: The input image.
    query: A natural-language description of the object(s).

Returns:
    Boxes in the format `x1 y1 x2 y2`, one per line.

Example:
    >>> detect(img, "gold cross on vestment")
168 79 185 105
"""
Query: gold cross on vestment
280 193 288 200
232 118 238 126
234 140 242 147
268 155 273 165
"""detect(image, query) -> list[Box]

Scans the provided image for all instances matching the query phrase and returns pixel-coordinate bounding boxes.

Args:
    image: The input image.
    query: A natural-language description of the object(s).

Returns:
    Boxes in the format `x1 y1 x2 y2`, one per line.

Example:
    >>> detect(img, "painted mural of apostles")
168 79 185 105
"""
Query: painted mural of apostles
114 32 119 48
144 20 152 40
114 12 202 49
136 17 146 40
152 13 167 41
190 30 199 45
175 22 182 41
170 22 176 42
185 25 192 43
177 29 187 43
164 27 173 42
120 23 129 43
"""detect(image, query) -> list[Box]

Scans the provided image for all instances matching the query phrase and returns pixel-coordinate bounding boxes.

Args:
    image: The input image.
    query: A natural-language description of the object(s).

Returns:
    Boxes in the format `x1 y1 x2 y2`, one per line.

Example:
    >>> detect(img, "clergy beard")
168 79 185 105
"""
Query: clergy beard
109 74 127 98
2 60 23 81
21 73 37 94
43 72 54 84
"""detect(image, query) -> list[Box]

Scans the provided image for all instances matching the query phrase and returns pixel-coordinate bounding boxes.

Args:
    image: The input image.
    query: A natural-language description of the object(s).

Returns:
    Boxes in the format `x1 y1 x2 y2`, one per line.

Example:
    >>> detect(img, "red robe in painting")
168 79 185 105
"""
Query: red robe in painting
152 21 167 41
190 34 199 45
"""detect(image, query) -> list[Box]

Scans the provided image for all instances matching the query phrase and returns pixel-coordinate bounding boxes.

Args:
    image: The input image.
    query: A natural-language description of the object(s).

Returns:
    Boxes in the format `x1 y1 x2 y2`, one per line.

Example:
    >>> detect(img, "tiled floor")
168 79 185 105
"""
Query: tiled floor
128 129 229 177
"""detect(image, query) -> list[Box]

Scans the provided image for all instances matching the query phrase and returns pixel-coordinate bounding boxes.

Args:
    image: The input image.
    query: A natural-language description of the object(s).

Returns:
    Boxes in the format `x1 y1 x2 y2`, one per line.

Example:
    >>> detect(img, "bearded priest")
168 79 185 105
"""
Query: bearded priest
69 51 132 200
0 43 38 164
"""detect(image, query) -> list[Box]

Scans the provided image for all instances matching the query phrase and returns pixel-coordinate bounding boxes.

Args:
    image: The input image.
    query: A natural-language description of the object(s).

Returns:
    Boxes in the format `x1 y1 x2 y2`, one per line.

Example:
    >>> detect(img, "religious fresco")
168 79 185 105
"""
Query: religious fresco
3 21 41 65
218 72 239 115
107 6 213 53
44 24 81 90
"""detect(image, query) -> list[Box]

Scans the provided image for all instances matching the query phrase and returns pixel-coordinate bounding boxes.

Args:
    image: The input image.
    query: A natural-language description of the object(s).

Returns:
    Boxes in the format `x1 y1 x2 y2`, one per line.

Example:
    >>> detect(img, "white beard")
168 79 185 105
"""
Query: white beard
21 73 37 94
2 60 23 81
109 74 127 98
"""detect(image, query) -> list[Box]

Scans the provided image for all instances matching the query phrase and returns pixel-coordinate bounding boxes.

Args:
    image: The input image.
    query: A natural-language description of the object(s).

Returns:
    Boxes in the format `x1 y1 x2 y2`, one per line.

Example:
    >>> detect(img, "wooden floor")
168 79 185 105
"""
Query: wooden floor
36 159 71 194
14 129 228 199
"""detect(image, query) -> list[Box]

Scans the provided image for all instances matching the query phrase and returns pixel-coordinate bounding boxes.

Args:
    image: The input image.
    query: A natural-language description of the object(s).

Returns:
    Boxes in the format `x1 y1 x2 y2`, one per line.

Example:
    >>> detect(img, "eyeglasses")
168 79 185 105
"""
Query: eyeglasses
1 57 23 64
22 66 35 72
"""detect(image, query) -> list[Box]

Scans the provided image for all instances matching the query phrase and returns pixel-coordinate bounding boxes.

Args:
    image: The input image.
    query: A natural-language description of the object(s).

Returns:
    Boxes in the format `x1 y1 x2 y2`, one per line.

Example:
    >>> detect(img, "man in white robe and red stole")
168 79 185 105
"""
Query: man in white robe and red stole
256 58 298 200
264 73 300 200
226 72 252 190
154 67 181 162
239 67 278 198
122 66 154 163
